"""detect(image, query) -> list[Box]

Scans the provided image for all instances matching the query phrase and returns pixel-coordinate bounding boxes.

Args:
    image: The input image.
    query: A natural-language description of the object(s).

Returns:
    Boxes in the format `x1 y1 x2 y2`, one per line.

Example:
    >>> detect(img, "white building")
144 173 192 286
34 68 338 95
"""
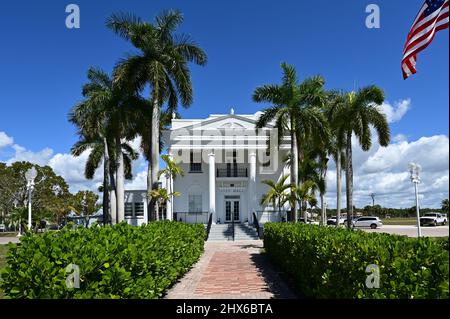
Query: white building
124 176 169 226
164 110 291 225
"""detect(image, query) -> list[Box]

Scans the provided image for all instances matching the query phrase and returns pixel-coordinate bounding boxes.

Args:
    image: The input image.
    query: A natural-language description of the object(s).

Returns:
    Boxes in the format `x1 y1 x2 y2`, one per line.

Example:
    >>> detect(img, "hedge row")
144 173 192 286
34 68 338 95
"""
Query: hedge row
0 221 205 298
263 223 449 299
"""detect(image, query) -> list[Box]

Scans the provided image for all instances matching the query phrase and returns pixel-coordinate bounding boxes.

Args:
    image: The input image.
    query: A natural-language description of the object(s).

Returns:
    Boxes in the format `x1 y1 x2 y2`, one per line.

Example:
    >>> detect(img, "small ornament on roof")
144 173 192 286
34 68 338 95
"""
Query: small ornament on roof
230 107 235 115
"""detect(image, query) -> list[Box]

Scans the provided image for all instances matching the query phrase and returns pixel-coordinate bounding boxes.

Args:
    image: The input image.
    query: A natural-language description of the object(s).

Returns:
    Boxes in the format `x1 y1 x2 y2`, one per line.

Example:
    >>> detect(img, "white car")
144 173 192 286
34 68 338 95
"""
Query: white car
420 213 446 226
327 216 345 226
352 216 383 229
299 218 319 225
0 224 5 232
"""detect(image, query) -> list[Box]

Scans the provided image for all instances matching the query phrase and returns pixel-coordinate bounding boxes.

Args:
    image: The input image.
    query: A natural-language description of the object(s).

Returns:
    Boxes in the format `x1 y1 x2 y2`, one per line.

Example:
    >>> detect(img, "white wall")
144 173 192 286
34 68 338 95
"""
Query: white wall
172 149 289 224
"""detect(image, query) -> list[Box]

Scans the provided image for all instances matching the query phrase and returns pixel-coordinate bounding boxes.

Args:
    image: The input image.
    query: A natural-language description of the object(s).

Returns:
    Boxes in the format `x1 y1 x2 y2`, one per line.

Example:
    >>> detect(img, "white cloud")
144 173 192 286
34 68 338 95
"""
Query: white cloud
0 131 14 149
0 135 147 195
48 151 104 193
325 134 449 209
377 99 411 123
7 144 54 166
393 134 407 143
125 170 148 190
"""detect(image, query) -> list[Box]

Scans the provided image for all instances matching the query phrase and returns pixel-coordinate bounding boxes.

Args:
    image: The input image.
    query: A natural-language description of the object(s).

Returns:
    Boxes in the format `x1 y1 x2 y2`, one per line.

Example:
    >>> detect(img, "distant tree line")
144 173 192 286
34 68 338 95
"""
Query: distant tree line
319 201 449 218
0 161 100 231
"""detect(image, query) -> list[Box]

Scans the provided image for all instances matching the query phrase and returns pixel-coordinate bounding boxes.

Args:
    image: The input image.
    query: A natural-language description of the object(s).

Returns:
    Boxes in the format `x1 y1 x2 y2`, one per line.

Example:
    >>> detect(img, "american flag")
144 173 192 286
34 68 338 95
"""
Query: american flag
402 0 449 79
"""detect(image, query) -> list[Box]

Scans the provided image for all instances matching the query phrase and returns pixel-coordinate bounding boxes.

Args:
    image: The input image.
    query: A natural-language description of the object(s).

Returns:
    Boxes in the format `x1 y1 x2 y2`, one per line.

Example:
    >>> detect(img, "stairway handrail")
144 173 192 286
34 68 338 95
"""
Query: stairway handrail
232 215 235 241
252 211 260 239
205 213 213 241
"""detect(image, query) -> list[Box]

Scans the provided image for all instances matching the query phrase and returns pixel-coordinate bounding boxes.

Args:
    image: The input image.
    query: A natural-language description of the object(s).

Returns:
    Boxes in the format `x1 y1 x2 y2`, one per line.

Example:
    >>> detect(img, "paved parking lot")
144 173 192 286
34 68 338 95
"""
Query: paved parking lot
359 225 449 237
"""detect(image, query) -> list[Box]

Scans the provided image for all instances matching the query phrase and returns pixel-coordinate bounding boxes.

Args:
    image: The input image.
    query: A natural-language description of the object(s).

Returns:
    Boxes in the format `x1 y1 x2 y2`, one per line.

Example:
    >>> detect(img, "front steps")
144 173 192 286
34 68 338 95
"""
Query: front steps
207 223 259 241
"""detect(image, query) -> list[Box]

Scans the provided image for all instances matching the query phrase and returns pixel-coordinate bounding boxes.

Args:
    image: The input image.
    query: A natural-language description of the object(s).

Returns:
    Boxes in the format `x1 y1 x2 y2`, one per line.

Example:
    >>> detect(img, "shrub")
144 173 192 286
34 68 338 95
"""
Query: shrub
432 236 449 251
0 221 205 298
263 223 449 299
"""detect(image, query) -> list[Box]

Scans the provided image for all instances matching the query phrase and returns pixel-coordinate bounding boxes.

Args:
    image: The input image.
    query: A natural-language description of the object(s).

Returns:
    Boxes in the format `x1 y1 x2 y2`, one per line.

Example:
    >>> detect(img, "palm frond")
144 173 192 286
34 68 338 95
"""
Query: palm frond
255 106 281 128
252 84 283 104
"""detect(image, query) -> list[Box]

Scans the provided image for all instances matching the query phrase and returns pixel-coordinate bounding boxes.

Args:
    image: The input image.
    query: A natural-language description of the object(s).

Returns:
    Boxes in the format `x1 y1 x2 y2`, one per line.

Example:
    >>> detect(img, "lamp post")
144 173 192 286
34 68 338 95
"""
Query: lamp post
370 193 376 207
25 167 37 231
409 162 422 237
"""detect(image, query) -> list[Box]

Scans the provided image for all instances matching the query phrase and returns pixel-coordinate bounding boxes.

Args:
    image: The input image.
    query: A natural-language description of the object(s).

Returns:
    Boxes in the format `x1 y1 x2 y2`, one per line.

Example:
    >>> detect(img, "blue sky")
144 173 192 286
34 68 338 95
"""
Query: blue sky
0 0 448 207
0 0 448 154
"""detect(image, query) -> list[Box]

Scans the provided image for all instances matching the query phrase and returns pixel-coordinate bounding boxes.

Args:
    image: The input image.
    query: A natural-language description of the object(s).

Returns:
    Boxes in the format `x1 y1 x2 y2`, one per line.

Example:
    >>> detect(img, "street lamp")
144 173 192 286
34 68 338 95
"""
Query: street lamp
370 193 376 207
409 162 422 237
25 167 37 231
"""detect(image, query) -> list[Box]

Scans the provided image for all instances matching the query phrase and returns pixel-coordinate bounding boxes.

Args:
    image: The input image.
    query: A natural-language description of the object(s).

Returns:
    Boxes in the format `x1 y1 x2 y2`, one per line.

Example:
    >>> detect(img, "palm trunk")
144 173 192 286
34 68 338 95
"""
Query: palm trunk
278 198 282 222
320 194 325 225
169 174 173 221
146 163 152 221
291 122 299 222
109 172 117 225
102 137 110 226
303 200 308 222
345 132 353 229
336 151 342 228
149 98 160 221
156 199 160 221
116 138 125 223
321 169 327 225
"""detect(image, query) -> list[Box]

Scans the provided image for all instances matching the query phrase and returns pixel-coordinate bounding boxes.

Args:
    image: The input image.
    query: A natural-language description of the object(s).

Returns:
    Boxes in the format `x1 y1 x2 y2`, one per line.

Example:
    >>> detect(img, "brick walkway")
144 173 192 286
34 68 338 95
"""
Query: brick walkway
165 240 297 299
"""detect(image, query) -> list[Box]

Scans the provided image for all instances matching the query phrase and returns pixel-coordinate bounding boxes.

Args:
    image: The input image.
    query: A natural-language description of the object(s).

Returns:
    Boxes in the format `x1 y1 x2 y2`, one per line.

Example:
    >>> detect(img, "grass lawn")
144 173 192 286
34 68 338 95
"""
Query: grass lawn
0 244 11 299
381 218 417 225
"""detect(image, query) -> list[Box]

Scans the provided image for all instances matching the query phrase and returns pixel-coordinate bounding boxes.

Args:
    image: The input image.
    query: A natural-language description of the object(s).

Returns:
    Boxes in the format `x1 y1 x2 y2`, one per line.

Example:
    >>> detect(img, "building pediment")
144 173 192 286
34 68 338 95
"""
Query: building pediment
171 114 274 132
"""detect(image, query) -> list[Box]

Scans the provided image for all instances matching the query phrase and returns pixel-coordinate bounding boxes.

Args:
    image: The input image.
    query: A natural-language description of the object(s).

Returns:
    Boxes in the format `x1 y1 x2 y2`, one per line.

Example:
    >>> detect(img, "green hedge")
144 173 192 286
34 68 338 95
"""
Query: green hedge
0 221 205 298
263 223 449 299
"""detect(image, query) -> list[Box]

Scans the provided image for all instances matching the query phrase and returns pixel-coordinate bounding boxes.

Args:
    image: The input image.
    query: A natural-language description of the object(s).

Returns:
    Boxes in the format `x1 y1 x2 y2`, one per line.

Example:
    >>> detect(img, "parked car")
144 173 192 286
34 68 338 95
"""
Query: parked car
327 216 345 226
343 216 358 226
0 224 6 232
352 216 383 229
420 213 446 226
299 218 319 225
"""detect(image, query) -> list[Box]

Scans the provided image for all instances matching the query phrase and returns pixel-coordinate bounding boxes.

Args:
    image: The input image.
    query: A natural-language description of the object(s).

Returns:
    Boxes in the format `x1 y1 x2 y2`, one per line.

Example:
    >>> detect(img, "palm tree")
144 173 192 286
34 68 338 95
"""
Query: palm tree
106 10 207 220
325 92 348 227
70 136 138 222
329 87 390 228
260 175 290 220
150 188 181 221
158 154 184 220
69 67 143 223
254 63 328 222
294 180 317 220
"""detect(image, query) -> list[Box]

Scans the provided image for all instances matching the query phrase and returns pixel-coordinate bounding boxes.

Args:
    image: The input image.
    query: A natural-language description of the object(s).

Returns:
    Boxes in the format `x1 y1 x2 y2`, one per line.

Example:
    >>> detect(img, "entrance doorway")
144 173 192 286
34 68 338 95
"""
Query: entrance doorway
225 196 240 223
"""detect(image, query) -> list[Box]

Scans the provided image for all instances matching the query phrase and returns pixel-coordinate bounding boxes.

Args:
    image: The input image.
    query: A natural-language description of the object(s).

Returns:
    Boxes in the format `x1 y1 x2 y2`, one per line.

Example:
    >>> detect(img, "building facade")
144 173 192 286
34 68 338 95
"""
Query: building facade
165 110 290 224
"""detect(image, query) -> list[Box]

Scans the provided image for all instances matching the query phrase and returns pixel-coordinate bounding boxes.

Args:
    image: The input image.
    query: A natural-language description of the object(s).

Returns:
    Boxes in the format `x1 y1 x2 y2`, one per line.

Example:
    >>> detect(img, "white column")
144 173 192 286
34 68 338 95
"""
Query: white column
249 151 256 223
209 152 216 223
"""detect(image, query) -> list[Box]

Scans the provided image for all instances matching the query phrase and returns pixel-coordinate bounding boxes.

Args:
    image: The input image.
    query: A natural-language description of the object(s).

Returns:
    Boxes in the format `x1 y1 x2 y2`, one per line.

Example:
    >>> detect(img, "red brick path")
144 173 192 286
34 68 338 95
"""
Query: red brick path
194 251 268 295
165 241 297 299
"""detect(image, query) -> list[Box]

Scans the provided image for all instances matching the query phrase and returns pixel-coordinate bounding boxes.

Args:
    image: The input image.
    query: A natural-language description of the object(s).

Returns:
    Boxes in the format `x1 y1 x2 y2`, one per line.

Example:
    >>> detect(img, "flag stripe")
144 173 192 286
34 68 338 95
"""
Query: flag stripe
406 4 449 46
403 8 449 59
402 0 449 79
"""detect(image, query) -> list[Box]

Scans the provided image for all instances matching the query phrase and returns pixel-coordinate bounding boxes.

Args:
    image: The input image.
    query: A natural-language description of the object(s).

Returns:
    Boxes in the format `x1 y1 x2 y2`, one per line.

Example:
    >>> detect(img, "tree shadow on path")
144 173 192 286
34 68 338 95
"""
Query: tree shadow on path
249 251 301 299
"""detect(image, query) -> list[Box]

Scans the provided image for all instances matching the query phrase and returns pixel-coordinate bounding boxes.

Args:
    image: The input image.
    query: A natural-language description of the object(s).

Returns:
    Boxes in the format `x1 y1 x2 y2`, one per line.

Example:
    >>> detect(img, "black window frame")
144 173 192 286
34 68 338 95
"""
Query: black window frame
189 151 202 173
